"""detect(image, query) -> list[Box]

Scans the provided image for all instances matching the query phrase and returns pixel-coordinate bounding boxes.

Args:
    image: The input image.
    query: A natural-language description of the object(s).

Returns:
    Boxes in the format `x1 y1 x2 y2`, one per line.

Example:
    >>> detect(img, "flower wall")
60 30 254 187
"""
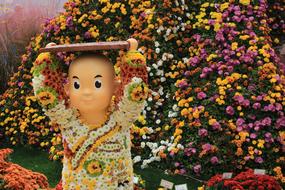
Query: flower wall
0 0 284 184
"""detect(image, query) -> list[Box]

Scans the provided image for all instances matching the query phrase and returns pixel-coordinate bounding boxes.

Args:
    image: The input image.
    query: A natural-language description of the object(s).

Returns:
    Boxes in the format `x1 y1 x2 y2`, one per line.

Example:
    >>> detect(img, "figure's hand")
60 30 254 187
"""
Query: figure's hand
127 38 138 51
123 38 146 68
45 42 57 48
120 38 148 85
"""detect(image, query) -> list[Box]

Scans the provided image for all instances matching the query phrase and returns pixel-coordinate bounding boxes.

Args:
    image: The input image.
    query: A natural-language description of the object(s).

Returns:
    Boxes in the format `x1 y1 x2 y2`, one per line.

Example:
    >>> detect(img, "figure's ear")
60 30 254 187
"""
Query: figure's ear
113 79 122 106
114 79 121 96
114 79 121 94
64 80 70 97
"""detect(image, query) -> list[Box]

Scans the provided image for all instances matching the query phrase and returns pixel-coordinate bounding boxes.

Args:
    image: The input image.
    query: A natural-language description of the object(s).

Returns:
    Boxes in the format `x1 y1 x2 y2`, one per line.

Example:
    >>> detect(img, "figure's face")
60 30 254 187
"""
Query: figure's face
67 57 116 114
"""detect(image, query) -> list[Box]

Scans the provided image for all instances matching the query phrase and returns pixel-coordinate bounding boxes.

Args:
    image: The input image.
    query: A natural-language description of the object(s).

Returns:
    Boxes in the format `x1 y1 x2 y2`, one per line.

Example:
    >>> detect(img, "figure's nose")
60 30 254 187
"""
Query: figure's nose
82 88 92 96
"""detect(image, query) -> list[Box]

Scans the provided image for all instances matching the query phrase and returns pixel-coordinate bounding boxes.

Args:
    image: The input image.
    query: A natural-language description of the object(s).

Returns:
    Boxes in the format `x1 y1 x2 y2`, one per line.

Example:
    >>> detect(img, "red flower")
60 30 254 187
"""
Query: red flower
54 180 63 190
206 169 282 190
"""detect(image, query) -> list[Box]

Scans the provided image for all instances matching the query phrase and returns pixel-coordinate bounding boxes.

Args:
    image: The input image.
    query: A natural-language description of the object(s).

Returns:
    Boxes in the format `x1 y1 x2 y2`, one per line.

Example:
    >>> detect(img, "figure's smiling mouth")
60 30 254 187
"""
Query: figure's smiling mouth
82 97 94 102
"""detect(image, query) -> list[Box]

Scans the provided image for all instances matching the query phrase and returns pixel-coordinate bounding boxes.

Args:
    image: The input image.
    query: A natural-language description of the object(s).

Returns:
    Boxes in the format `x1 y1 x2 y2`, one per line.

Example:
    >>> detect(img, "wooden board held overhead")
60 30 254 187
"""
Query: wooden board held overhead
39 41 130 53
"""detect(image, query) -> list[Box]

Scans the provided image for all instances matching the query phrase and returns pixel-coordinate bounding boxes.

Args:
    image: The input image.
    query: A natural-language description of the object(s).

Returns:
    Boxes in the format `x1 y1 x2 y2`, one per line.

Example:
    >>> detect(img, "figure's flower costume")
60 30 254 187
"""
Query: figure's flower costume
32 48 148 190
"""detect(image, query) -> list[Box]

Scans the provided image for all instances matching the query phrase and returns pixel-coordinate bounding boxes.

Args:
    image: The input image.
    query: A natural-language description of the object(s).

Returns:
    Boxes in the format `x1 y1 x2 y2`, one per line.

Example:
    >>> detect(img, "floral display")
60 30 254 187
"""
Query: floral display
0 148 49 190
31 47 148 189
199 169 282 190
0 0 284 187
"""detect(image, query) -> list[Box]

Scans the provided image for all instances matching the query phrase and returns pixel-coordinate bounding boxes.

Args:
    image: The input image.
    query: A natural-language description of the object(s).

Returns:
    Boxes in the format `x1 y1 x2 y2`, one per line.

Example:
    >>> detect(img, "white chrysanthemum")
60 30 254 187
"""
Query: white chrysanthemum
155 48 160 54
131 77 142 83
175 0 179 6
154 41 160 47
32 75 45 93
161 77 166 82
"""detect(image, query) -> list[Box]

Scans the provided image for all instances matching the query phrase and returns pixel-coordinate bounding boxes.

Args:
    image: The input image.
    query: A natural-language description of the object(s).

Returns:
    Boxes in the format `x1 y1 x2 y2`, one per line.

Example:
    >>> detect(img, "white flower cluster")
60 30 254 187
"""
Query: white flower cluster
43 101 89 150
32 75 45 96
115 77 147 127
135 139 185 168
168 104 179 118
174 0 188 10
71 114 118 169
134 24 193 165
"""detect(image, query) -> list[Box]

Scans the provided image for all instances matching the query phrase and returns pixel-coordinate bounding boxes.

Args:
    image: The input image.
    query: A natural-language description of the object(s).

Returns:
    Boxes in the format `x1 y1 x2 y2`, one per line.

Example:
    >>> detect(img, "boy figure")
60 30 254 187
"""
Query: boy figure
32 39 148 190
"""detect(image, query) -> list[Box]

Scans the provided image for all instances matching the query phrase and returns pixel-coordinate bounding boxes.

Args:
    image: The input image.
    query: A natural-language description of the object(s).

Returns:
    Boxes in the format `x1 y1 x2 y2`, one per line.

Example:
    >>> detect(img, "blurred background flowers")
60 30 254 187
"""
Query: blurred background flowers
0 0 65 93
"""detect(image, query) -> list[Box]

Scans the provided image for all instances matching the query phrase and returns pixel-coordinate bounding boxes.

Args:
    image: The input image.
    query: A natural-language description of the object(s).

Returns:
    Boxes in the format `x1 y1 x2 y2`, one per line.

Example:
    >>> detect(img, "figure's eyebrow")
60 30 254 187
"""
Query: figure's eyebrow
72 76 79 79
94 75 102 78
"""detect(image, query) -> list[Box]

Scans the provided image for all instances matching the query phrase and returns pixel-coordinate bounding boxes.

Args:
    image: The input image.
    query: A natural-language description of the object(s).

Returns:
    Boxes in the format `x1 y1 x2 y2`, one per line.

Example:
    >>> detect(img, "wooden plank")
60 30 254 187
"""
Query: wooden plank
39 41 130 53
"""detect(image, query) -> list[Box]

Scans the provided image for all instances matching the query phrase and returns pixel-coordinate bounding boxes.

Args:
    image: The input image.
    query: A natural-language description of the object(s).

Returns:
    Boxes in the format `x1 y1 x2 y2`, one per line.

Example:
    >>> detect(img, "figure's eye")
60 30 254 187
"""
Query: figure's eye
95 79 102 89
73 80 80 90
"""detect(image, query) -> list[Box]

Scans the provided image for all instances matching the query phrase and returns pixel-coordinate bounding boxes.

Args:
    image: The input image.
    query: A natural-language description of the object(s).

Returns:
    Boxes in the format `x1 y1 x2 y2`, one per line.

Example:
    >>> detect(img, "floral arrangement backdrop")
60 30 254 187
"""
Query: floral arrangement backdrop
0 0 284 185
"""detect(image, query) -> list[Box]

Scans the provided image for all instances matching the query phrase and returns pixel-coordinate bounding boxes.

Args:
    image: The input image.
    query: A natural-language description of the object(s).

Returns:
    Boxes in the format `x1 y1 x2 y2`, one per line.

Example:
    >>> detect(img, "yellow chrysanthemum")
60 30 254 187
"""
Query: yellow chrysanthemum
239 0 250 5
37 91 56 106
86 161 102 175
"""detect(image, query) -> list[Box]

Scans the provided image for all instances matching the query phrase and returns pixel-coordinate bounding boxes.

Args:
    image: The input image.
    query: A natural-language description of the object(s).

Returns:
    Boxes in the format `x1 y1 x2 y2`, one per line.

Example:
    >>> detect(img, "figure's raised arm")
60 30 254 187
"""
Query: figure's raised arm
31 43 81 150
115 39 149 126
